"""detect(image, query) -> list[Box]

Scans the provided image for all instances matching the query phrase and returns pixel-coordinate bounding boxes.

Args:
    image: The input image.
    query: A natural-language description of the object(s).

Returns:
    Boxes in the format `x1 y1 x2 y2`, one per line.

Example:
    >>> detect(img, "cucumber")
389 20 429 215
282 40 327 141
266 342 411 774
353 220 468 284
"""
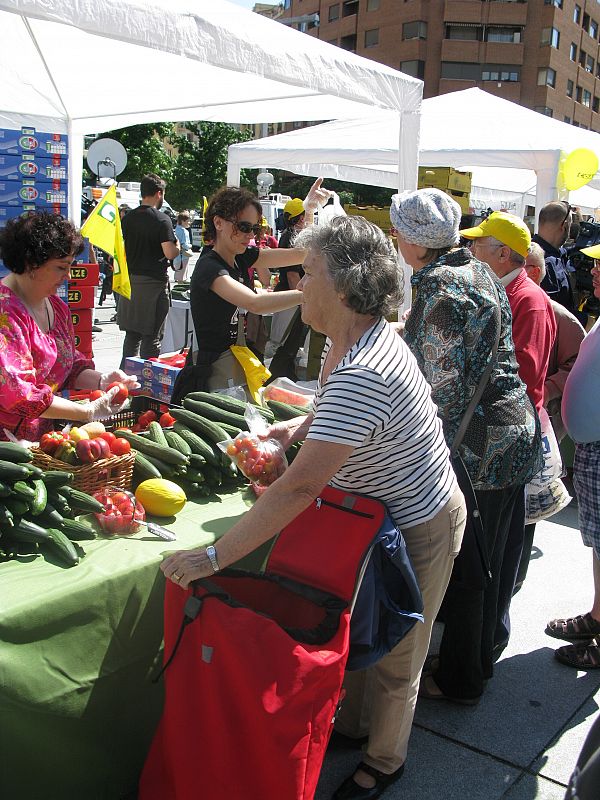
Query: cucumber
164 430 192 456
266 400 309 421
202 465 223 487
60 517 96 541
11 481 36 501
147 421 169 448
218 422 243 437
132 451 162 481
0 504 14 527
183 398 247 429
40 470 74 487
171 409 228 446
57 486 105 514
0 461 34 482
46 491 72 518
4 497 30 517
114 431 189 466
23 464 44 479
37 503 66 529
30 479 47 516
0 482 12 498
42 528 79 567
9 518 50 543
185 391 275 424
136 451 177 478
172 423 220 466
0 442 33 463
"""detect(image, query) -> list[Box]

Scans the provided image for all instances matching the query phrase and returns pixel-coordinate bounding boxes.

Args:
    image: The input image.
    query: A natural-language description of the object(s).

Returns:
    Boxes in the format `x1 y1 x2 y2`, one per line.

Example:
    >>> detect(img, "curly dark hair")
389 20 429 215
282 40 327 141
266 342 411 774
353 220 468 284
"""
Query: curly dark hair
204 187 262 241
0 212 84 274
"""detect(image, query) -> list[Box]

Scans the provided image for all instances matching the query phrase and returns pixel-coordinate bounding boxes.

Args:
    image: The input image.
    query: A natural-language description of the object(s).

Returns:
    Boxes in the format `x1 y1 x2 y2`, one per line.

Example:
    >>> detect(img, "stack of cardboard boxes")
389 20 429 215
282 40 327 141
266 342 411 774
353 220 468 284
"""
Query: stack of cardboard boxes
122 357 182 403
69 263 99 360
417 167 472 214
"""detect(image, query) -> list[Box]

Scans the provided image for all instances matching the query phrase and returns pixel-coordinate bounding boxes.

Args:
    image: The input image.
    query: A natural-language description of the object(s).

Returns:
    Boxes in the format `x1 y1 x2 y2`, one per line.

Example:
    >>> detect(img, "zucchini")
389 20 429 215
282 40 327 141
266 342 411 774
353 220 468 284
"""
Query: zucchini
9 518 50 543
132 451 162 481
11 481 36 501
164 430 192 456
40 470 74 487
171 409 228 446
114 431 189 466
185 391 275 423
172 423 220 466
147 421 170 448
57 486 105 514
0 442 33 463
0 461 33 482
30 479 47 516
41 528 79 567
183 398 247 429
60 517 96 541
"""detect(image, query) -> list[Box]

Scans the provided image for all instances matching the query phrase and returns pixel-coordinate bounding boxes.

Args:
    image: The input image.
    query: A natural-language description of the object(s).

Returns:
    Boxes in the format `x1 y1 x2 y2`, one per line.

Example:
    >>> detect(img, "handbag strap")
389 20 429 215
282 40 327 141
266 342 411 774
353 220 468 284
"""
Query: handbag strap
451 273 502 459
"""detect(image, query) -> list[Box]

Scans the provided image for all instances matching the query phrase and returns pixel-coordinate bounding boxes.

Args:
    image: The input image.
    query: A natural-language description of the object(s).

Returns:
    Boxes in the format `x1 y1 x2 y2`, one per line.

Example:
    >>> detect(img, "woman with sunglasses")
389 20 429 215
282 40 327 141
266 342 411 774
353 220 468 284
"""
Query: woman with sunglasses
189 184 324 393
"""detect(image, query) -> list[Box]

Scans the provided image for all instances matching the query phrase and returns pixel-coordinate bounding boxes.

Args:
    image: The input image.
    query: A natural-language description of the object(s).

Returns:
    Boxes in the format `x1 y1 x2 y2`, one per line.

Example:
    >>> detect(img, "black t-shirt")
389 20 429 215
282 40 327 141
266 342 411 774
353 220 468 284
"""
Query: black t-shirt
191 248 260 354
275 227 303 291
122 205 176 280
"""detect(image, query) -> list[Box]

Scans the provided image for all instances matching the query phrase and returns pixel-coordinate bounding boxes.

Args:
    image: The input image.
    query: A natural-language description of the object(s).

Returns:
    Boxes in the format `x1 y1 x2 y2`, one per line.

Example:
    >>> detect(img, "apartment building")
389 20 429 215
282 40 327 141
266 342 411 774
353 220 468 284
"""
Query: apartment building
278 0 600 132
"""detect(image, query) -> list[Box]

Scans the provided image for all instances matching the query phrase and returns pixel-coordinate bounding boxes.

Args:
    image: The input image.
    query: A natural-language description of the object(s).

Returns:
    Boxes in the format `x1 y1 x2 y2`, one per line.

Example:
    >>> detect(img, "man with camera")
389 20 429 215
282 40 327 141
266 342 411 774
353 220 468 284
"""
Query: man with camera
532 201 576 313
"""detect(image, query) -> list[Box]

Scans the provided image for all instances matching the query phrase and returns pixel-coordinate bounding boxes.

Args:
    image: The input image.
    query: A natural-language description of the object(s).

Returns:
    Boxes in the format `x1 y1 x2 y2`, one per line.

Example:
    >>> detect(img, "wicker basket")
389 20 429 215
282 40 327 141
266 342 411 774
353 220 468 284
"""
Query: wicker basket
31 449 136 493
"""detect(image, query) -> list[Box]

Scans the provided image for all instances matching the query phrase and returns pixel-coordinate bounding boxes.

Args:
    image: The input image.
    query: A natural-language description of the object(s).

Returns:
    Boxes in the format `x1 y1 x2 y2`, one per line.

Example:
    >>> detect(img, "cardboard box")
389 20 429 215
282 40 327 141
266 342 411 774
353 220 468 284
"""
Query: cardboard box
56 281 68 301
0 153 68 182
138 384 174 403
74 329 93 353
0 204 67 226
0 181 67 206
69 263 99 286
70 308 93 332
123 357 181 387
0 127 68 157
418 166 472 194
67 283 95 309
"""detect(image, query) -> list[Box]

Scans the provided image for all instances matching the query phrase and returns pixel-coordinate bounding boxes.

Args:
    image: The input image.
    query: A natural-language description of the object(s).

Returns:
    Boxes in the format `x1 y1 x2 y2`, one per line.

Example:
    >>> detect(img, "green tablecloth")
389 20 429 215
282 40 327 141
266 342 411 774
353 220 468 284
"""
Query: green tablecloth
0 489 263 800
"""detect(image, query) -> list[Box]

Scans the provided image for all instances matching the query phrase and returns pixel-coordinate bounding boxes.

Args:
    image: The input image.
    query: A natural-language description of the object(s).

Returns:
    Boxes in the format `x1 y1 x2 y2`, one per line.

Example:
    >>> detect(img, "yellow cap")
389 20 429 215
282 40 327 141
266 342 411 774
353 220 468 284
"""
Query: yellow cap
284 198 305 218
581 243 600 258
461 211 531 258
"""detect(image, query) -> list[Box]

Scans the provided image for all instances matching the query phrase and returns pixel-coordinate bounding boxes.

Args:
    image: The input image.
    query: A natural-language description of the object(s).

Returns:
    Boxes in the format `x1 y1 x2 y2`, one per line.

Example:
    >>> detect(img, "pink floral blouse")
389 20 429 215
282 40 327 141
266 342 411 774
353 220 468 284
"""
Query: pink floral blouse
0 285 94 441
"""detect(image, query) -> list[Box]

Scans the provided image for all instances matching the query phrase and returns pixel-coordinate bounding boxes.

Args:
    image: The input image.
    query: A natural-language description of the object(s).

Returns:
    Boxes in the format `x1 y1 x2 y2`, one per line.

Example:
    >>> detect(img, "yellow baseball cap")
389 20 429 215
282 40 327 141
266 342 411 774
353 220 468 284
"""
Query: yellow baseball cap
581 243 600 258
284 198 305 218
461 211 531 258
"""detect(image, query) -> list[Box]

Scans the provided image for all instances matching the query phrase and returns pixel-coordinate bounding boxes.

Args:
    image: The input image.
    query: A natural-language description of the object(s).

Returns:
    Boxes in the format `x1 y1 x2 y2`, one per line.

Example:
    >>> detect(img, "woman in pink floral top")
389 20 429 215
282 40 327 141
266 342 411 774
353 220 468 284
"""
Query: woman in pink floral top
0 212 137 442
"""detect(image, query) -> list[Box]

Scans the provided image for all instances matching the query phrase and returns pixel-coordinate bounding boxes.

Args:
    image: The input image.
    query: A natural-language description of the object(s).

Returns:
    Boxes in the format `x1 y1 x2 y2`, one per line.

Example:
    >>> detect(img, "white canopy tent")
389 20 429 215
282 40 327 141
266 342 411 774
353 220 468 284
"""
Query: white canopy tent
0 0 423 221
227 87 600 223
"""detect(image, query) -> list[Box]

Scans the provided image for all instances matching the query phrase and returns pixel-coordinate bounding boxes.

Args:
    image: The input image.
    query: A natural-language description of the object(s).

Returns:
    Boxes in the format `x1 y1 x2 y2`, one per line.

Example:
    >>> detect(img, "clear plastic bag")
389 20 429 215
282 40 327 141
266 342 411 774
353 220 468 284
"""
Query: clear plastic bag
218 405 287 488
316 192 346 226
260 377 314 409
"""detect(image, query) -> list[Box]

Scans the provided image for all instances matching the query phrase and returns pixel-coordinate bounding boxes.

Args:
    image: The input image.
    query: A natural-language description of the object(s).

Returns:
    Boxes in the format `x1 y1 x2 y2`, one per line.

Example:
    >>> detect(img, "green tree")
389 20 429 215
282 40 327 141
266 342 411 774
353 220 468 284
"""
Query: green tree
95 123 176 185
242 169 393 208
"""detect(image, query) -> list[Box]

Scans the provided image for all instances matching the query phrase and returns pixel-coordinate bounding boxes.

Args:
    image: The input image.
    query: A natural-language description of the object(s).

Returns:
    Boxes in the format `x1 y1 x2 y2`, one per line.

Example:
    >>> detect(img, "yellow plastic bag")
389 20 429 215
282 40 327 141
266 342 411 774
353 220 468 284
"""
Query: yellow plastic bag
230 345 271 404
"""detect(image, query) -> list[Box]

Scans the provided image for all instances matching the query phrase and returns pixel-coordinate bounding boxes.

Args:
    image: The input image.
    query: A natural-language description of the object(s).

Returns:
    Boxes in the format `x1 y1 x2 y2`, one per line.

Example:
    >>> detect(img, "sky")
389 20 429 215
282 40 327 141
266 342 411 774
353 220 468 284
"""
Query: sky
227 0 273 9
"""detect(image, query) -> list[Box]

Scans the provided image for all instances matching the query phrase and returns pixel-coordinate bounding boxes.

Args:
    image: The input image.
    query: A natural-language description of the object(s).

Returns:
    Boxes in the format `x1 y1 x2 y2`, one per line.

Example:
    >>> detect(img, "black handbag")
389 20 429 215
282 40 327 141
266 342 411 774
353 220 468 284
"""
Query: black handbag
448 276 502 592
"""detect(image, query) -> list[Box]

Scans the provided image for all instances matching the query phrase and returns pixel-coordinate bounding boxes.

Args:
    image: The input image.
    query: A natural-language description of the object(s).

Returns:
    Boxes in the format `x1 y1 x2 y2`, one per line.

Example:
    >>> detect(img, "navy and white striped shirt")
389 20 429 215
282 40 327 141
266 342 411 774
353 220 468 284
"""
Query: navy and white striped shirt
307 318 457 529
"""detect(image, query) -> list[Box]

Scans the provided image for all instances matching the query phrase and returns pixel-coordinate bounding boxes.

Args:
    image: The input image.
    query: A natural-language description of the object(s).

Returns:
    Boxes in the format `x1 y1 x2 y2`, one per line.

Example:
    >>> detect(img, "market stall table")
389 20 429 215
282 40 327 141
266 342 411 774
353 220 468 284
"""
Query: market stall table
0 488 268 800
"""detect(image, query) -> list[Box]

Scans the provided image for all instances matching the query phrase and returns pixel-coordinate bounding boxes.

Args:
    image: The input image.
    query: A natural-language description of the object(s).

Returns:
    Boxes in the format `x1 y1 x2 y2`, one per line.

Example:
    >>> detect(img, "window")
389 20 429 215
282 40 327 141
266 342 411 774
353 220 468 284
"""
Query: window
586 54 595 72
486 26 521 43
538 67 556 87
481 64 520 81
583 13 590 31
570 42 578 61
401 59 425 79
579 49 587 67
366 0 380 9
328 4 339 21
574 4 582 24
594 96 600 112
541 28 560 48
534 106 554 117
544 0 562 6
364 28 379 47
576 85 583 102
583 89 592 107
565 116 572 123
590 19 599 38
342 0 359 17
446 24 481 41
441 61 481 80
340 33 357 50
402 20 427 40
567 79 574 97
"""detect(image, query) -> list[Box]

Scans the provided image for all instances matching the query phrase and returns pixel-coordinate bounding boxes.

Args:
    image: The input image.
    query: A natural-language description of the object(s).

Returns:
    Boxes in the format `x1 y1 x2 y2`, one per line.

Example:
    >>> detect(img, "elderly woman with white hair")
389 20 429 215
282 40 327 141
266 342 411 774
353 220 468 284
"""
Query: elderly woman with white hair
386 189 541 715
161 215 466 800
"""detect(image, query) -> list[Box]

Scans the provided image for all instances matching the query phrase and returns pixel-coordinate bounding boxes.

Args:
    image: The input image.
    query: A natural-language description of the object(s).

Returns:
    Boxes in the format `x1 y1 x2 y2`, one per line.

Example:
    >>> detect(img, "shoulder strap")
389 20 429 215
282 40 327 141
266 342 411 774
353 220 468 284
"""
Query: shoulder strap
451 273 502 458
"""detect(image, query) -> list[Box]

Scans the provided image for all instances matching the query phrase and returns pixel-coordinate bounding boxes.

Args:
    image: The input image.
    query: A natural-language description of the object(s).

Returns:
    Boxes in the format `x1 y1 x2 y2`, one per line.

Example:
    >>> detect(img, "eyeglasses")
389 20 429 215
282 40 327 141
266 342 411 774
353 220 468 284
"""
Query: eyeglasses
561 202 575 226
226 218 257 235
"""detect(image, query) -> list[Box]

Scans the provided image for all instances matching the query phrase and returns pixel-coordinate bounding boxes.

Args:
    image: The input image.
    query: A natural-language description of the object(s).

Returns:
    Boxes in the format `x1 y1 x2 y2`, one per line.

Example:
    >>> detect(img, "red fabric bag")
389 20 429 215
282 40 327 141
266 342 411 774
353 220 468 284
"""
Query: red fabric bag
139 487 386 800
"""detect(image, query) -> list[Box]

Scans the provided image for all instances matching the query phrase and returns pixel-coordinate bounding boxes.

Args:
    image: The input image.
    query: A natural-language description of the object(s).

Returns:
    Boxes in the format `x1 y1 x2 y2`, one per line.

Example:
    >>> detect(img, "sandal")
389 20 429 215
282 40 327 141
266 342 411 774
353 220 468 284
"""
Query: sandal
418 674 480 706
545 613 600 642
555 639 600 669
333 761 405 800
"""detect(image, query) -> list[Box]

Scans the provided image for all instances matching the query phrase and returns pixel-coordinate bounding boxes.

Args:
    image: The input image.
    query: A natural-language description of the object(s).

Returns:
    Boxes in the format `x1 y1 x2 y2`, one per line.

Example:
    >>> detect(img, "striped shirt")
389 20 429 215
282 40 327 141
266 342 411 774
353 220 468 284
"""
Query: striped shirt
307 318 457 529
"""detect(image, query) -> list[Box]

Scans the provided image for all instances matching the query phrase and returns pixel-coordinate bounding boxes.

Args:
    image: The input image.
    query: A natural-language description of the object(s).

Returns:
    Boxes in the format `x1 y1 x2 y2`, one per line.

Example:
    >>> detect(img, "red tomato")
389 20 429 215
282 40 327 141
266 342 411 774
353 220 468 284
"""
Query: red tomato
111 491 130 505
89 389 105 400
159 412 176 428
98 431 117 448
226 442 239 456
106 381 129 405
138 410 157 428
111 438 131 456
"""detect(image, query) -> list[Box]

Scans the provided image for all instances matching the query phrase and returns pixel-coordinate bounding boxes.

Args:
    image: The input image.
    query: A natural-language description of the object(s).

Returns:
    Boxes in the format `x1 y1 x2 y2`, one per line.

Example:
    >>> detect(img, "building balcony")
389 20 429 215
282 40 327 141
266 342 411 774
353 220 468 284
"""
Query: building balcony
443 1 484 25
487 1 528 26
441 39 481 62
483 41 524 64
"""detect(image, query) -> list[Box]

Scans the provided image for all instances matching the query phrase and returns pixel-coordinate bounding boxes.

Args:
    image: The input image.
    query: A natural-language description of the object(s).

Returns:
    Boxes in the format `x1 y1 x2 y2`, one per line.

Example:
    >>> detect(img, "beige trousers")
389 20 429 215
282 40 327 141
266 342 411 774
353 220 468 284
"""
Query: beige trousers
335 486 466 774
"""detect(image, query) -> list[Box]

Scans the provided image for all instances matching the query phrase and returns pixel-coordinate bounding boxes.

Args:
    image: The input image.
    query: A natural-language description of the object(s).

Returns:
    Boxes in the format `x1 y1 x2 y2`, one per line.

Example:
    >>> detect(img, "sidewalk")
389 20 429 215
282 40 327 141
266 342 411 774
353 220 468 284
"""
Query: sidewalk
89 299 600 800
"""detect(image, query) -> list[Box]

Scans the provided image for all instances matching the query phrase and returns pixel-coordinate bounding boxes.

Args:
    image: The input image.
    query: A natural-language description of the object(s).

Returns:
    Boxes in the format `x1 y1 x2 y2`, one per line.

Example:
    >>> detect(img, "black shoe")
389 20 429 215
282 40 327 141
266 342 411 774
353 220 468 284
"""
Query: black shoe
333 762 404 800
328 730 369 750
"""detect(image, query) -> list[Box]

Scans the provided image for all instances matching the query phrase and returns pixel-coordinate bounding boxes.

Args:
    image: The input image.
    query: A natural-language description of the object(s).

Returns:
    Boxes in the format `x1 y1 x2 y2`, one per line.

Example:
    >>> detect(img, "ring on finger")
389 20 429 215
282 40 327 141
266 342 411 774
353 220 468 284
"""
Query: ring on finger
172 572 183 581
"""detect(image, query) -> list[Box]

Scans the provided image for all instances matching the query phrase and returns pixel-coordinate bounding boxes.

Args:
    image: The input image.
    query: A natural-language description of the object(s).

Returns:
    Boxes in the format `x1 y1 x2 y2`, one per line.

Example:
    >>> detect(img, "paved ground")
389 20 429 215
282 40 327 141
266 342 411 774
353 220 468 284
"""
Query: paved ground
90 279 599 800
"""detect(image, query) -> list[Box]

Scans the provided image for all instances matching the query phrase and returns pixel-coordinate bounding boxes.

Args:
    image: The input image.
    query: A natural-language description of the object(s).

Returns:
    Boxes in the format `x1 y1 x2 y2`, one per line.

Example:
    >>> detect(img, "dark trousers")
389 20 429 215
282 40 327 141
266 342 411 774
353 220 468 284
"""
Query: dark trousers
120 331 162 366
513 522 536 595
267 309 306 383
434 484 524 700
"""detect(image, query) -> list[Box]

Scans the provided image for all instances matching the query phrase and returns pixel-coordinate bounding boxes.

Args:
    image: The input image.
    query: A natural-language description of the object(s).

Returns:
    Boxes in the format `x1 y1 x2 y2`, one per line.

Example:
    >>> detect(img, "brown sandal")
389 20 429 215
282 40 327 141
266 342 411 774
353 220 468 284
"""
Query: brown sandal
555 639 600 669
545 613 600 642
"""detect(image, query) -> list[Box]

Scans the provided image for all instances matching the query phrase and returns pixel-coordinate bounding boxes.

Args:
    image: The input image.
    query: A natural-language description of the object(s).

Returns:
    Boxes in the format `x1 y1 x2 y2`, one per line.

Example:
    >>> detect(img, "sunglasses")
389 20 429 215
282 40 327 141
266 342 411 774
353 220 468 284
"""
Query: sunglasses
561 202 575 226
226 218 259 235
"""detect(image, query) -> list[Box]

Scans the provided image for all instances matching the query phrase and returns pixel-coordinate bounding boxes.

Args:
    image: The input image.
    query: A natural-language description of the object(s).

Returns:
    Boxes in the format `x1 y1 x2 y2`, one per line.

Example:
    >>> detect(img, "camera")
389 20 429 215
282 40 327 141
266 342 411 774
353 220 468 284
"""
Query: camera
566 220 600 316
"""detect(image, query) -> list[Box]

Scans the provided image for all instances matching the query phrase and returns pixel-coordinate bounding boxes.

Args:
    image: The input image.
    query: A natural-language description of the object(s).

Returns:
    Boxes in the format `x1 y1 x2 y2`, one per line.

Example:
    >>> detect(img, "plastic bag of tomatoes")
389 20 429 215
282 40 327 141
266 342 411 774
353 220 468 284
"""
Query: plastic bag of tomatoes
93 488 146 535
218 405 287 488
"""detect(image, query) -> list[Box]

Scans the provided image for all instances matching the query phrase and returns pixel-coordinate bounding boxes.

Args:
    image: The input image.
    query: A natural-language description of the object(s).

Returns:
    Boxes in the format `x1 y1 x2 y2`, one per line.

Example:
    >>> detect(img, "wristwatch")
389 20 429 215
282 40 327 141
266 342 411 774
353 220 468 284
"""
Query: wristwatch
205 545 220 573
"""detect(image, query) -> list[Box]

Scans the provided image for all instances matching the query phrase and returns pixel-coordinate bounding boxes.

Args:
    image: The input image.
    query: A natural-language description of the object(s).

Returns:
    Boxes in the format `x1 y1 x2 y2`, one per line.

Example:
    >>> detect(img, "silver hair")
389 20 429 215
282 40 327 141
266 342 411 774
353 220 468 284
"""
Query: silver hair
487 236 525 267
526 242 546 282
295 215 402 316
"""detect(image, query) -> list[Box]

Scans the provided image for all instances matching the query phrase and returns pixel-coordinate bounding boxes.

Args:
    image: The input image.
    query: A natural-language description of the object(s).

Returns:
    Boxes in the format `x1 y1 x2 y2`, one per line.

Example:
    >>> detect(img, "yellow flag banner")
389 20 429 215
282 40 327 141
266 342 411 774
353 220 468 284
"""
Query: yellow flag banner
81 185 131 299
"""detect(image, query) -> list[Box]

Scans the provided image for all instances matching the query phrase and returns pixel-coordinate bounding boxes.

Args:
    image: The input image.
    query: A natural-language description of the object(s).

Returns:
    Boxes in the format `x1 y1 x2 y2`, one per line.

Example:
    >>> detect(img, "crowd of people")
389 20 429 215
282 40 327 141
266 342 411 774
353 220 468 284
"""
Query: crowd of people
2 173 600 799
